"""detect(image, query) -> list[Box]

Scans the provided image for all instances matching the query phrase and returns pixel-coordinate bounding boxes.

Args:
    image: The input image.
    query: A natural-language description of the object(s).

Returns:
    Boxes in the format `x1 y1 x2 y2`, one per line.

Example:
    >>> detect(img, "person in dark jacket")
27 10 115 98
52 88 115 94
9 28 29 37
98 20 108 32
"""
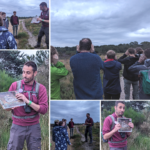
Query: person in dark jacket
103 50 122 99
128 49 150 99
52 120 59 142
2 12 9 29
68 118 74 139
53 121 71 150
83 113 93 144
34 2 49 49
10 11 19 38
70 38 104 99
0 15 17 49
118 48 139 99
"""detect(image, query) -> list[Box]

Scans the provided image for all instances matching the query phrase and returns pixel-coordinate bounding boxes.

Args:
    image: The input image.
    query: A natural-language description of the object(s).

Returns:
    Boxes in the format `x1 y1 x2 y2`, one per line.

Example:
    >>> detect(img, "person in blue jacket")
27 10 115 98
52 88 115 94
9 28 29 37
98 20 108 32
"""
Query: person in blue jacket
53 121 71 150
102 50 122 99
70 38 104 99
0 15 17 49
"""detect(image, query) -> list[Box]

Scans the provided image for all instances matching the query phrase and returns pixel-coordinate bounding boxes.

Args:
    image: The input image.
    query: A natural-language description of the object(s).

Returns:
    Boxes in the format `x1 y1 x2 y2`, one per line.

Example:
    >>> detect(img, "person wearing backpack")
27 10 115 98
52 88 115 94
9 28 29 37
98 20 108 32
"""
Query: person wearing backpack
102 101 134 150
128 48 150 99
83 113 94 144
34 2 49 49
4 61 48 150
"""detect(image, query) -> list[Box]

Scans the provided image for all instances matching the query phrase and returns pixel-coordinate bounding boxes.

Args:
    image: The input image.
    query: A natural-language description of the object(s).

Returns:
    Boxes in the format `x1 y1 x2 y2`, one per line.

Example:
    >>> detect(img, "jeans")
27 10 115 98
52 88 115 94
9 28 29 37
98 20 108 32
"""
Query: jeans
85 126 92 142
13 25 18 36
124 78 139 99
37 26 49 49
70 128 74 137
110 145 127 150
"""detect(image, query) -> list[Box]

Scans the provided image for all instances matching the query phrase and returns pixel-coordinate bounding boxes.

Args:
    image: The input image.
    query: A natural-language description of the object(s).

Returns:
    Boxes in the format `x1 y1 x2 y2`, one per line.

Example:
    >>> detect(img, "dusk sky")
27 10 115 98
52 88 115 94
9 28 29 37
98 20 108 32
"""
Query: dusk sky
0 0 49 17
51 0 150 47
50 101 100 124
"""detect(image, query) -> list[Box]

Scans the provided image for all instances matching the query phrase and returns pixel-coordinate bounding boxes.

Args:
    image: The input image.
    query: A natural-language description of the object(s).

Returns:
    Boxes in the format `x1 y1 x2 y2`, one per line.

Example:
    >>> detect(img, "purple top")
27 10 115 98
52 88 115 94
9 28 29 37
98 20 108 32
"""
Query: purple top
9 80 48 126
40 8 49 27
103 113 128 148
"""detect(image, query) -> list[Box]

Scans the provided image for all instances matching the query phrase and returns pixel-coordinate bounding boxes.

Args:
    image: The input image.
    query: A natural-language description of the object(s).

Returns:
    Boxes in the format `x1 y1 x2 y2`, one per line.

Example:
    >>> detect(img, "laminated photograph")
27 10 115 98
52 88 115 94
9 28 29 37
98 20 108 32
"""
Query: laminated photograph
31 17 40 24
0 91 26 109
117 118 132 132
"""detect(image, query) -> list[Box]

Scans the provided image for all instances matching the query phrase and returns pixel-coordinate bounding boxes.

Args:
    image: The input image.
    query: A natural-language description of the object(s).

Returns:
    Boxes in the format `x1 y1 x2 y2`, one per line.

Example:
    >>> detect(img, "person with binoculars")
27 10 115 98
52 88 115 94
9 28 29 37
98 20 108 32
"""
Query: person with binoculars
102 101 134 150
5 61 48 150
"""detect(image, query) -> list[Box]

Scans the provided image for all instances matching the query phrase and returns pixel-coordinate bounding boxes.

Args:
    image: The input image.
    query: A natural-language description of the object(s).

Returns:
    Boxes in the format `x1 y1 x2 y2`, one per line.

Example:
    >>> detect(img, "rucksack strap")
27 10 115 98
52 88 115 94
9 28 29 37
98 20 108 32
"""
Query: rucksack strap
109 115 127 143
109 115 115 131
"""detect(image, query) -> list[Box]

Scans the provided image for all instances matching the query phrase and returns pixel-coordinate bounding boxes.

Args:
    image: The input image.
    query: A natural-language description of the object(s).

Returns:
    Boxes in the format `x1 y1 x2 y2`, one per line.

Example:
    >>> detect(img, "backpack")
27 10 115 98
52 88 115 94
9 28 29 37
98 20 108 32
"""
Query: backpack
102 115 127 143
140 69 150 94
16 80 40 100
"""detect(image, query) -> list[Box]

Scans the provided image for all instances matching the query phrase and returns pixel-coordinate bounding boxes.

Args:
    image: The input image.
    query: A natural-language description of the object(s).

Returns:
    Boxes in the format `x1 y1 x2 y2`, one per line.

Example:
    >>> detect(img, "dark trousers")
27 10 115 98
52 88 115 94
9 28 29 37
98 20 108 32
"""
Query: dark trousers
7 123 41 150
37 26 49 49
85 126 92 142
104 92 120 99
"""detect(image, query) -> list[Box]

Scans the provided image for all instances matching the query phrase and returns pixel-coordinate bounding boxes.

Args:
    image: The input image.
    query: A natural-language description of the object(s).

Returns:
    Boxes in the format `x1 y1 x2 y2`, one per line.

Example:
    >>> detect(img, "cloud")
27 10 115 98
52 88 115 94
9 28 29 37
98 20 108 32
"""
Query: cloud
51 0 150 47
0 0 49 17
50 101 100 124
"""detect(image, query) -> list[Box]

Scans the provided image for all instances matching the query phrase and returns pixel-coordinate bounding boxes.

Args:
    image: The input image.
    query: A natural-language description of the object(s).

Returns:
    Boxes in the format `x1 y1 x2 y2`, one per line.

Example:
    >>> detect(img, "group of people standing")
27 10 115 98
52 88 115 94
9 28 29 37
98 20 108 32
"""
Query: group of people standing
51 38 150 100
0 11 18 49
0 2 49 49
52 113 94 150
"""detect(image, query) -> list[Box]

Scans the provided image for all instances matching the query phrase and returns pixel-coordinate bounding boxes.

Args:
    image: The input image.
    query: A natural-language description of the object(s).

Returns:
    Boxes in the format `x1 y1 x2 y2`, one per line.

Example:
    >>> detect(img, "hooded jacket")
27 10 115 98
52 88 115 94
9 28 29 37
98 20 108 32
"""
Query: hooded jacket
51 61 69 100
0 26 17 49
118 54 139 81
3 18 9 29
103 59 122 94
128 59 150 99
53 126 71 150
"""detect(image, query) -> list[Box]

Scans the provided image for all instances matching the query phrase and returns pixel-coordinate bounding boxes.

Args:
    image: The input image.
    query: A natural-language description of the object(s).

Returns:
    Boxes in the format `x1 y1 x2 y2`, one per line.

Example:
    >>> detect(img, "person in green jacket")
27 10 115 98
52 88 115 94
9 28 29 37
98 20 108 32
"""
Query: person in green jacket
51 46 69 99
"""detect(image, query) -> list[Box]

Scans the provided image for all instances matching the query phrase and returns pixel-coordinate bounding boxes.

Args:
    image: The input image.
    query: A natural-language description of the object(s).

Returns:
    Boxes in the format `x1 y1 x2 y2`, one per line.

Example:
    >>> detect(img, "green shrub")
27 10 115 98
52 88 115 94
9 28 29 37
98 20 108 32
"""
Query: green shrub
0 70 17 92
18 32 28 39
103 107 145 126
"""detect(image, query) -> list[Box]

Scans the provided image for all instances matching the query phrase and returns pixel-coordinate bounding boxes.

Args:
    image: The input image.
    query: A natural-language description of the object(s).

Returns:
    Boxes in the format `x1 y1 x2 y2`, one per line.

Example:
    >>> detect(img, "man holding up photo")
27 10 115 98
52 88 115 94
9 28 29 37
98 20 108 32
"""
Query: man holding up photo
102 101 134 150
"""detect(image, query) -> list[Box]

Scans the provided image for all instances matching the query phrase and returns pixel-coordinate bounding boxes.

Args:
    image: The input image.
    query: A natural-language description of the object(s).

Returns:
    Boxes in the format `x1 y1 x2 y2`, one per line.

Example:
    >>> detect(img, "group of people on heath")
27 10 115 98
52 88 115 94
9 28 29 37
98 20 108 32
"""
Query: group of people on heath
52 113 94 149
51 38 150 100
0 2 49 49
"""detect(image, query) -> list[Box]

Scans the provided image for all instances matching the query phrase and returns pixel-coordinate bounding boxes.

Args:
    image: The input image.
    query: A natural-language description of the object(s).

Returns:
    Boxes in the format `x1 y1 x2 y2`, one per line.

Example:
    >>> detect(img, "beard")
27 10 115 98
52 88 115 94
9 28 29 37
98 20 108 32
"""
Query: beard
23 75 34 83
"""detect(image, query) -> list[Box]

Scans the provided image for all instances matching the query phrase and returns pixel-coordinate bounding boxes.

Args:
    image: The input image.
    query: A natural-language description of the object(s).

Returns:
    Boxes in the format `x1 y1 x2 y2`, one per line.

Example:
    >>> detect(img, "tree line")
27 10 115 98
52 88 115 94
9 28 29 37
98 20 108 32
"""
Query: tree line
55 41 150 56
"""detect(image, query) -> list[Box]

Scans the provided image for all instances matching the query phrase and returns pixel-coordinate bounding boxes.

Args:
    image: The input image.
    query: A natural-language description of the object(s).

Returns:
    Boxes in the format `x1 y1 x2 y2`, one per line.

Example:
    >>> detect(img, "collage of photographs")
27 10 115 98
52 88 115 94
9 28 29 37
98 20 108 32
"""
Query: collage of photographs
0 0 150 150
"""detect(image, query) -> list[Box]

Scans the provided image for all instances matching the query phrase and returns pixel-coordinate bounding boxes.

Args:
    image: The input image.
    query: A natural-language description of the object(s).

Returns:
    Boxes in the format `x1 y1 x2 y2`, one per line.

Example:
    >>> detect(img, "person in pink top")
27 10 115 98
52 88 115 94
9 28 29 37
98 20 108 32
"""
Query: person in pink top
5 61 48 150
102 101 134 150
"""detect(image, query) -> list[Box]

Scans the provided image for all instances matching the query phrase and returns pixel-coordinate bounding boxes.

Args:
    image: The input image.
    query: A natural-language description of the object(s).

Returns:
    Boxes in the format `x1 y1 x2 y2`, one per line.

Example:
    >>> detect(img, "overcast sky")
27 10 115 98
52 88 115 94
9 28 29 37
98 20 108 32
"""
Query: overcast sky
50 101 100 124
0 0 49 17
51 0 150 47
21 50 37 55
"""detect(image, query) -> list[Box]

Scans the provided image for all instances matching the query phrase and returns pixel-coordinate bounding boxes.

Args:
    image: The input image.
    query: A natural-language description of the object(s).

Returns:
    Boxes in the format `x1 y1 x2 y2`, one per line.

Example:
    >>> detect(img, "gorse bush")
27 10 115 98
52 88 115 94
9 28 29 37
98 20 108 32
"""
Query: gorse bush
103 107 145 126
0 70 17 92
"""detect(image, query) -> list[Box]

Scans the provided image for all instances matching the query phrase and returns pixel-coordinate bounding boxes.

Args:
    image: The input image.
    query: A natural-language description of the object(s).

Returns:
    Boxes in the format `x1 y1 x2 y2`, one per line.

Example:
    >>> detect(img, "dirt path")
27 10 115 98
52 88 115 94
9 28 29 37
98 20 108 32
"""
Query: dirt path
8 21 19 44
120 77 133 99
21 20 37 47
21 20 47 48
75 126 94 150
